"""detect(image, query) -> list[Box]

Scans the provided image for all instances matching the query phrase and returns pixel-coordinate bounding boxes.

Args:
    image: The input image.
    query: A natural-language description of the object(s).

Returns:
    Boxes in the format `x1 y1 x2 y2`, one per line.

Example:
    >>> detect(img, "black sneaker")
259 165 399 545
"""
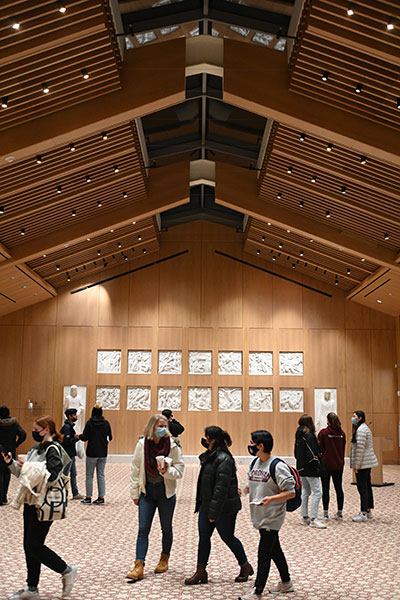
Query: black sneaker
80 497 91 504
93 497 105 505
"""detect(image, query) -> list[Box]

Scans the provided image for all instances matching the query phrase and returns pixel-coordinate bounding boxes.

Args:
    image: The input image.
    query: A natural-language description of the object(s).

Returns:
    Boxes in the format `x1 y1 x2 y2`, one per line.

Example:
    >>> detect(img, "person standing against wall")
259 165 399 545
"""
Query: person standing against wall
0 405 26 506
161 409 184 440
318 412 346 521
60 408 83 500
350 410 378 522
79 405 112 505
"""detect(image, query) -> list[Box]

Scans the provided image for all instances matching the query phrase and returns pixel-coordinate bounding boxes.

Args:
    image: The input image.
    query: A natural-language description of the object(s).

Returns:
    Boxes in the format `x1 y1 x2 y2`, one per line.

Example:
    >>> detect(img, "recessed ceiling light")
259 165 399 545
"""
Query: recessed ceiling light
384 232 389 240
0 207 4 214
1 97 8 108
85 175 91 183
397 98 400 109
377 299 382 303
87 238 91 241
97 249 101 255
277 192 282 199
81 68 89 79
12 20 20 30
326 143 333 152
67 273 71 281
97 200 102 207
56 265 60 271
142 249 146 254
10 276 15 280
267 222 271 226
341 186 347 194
286 229 291 233
361 258 365 262
57 185 62 193
261 236 265 242
43 254 47 257
117 242 122 248
386 18 394 30
57 1 67 13
137 234 142 241
71 209 76 217
64 243 69 247
326 210 331 218
360 155 367 164
309 239 313 243
22 285 27 289
114 165 119 173
124 255 128 261
110 229 114 233
287 166 293 174
311 175 317 183
355 83 363 93
299 200 304 208
347 3 354 16
42 83 50 94
279 242 283 248
299 133 306 142
321 71 330 82
20 228 25 235
257 250 261 255
36 155 42 164
101 132 108 140
132 221 136 225
123 192 128 198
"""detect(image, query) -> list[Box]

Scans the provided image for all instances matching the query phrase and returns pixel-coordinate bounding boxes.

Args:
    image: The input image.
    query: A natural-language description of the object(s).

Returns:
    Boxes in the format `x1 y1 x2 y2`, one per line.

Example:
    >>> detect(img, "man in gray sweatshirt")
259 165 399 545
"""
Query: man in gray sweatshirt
239 430 295 600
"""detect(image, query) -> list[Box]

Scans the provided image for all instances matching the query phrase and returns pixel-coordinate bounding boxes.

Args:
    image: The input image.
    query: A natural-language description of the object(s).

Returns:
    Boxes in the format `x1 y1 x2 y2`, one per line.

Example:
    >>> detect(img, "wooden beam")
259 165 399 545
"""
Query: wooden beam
214 162 400 273
0 163 190 269
223 39 400 166
0 38 186 163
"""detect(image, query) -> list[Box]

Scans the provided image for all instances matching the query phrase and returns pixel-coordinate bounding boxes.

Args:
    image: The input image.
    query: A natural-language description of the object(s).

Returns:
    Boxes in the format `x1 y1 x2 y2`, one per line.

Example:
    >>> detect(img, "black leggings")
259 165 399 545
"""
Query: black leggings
355 468 374 513
321 469 344 511
254 529 290 595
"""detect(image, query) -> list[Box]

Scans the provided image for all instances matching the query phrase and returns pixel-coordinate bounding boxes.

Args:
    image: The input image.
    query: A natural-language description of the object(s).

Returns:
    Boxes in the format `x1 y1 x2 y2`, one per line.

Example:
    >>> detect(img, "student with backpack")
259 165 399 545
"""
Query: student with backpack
238 430 297 600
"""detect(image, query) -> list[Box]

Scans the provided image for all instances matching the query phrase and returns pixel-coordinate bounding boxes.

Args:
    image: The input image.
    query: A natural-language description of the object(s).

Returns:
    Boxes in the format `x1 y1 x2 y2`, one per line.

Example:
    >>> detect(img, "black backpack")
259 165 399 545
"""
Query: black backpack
250 457 302 512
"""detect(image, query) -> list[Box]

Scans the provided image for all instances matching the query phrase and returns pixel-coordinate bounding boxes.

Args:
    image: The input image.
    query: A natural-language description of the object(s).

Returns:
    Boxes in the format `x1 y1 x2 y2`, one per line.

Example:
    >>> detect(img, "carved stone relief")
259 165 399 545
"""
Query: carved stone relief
279 352 304 376
128 350 152 374
188 351 212 375
188 387 212 411
127 387 151 411
157 387 182 411
158 351 182 374
249 388 273 412
218 352 243 375
218 387 242 412
97 350 121 374
279 388 304 412
96 386 120 410
249 352 273 375
314 388 337 433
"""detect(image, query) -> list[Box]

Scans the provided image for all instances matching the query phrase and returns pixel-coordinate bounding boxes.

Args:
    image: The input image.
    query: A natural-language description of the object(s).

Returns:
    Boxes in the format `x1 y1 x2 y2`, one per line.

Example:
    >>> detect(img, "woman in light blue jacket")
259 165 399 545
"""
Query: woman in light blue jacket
350 410 378 522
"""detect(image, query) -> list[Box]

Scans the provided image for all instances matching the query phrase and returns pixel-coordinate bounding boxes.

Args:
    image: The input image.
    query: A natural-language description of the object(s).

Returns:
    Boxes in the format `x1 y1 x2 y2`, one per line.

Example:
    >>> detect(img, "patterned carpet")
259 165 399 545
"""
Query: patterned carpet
1 463 399 600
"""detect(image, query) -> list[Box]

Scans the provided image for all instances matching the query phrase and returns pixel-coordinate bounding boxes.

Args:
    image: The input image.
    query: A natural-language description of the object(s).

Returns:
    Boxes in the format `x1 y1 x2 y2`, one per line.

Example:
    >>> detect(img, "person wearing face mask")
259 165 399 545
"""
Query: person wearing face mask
127 413 184 582
350 411 378 522
60 408 83 500
185 426 253 586
1 416 77 600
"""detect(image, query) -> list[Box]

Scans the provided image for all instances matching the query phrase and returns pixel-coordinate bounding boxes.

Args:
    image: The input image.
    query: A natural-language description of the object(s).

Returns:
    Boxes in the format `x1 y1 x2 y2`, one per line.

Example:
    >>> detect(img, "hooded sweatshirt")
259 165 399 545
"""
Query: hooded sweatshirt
318 425 346 471
79 416 112 457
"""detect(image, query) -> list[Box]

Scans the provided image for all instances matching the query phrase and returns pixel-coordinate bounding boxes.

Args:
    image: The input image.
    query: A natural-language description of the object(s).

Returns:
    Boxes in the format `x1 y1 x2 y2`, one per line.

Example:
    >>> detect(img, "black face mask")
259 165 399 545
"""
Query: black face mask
72 417 78 423
201 437 209 449
32 430 43 443
247 444 258 456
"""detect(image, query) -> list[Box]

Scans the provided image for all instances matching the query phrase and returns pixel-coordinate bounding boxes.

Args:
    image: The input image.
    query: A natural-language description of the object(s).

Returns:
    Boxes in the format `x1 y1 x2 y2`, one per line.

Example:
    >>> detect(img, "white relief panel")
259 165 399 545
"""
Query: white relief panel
249 388 273 412
96 386 120 410
188 387 212 411
314 388 337 434
279 352 303 376
249 352 273 375
218 387 242 412
158 351 182 374
188 351 212 375
218 352 243 375
97 350 121 374
127 387 151 411
279 388 304 412
128 350 152 374
157 387 182 411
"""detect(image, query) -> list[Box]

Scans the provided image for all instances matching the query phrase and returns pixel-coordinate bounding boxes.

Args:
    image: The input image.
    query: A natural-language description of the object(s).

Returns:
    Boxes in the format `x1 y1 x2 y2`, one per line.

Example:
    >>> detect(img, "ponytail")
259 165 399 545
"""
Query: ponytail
204 425 232 450
34 415 63 443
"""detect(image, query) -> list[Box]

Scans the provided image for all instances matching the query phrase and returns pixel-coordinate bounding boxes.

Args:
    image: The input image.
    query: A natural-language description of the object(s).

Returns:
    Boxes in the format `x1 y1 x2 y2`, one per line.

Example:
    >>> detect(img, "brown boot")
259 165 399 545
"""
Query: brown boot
184 565 208 585
154 553 169 573
126 559 144 581
235 562 254 582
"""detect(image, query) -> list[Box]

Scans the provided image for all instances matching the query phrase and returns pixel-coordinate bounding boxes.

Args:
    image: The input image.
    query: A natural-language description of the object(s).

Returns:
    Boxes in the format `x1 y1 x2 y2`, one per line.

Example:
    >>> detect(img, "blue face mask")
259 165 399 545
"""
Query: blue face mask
156 427 167 438
351 417 358 426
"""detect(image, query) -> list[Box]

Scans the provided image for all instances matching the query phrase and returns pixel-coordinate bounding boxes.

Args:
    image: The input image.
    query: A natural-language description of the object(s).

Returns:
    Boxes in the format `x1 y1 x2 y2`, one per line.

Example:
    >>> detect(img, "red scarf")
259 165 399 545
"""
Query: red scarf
144 436 171 475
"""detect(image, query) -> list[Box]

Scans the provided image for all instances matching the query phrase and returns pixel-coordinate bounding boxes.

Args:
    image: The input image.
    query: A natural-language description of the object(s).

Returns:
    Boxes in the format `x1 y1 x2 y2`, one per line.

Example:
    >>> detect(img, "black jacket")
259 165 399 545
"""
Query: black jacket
168 419 184 437
195 447 241 520
60 420 78 458
79 416 112 458
294 426 325 477
0 417 26 462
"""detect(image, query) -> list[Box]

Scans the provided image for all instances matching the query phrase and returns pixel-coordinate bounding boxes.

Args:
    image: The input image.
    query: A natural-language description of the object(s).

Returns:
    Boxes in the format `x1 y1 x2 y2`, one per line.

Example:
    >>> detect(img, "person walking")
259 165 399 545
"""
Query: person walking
294 414 326 529
239 430 295 600
1 415 77 600
79 404 112 505
318 412 346 521
60 408 83 500
127 413 184 581
185 426 253 586
350 410 378 522
0 405 26 506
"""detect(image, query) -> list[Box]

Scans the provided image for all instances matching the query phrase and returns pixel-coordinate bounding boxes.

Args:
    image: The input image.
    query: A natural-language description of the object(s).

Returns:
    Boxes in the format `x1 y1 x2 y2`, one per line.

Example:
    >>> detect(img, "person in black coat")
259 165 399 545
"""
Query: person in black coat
294 414 326 529
79 405 112 505
60 408 83 500
0 405 26 505
185 426 253 585
161 409 184 439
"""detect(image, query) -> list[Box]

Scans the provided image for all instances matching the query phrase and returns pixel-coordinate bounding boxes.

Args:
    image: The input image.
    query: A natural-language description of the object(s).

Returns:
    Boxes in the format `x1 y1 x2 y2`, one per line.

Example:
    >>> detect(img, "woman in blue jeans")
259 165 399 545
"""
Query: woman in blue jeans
185 426 253 585
127 413 184 581
79 405 112 505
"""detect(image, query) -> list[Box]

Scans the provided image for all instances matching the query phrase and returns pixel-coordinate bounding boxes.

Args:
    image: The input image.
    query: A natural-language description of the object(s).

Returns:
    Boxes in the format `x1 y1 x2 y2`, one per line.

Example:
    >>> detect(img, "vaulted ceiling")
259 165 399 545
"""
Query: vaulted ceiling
0 0 399 316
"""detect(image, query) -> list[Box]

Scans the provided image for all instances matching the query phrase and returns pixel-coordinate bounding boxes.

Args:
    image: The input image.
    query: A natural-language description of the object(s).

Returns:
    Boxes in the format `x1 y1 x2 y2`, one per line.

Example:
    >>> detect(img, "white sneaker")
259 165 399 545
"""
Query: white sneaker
62 565 78 597
310 518 327 529
300 517 310 526
269 580 294 594
366 511 373 520
8 588 39 600
352 512 367 522
238 588 262 599
333 512 343 521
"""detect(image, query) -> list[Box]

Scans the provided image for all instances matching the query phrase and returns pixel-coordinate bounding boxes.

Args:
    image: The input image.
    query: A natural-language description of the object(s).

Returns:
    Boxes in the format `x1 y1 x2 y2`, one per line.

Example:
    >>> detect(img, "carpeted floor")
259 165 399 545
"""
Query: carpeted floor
1 463 399 600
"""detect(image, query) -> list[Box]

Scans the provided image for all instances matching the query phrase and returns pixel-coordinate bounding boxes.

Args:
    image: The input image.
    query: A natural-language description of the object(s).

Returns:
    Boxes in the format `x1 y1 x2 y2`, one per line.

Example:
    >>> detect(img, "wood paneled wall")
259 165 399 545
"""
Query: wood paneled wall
0 222 398 462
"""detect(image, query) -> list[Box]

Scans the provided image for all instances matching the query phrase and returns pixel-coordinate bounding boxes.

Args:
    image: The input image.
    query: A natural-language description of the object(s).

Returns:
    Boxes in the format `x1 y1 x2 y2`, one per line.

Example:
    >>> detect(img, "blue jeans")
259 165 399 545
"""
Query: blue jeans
85 456 107 497
197 506 248 567
69 457 79 496
136 482 177 561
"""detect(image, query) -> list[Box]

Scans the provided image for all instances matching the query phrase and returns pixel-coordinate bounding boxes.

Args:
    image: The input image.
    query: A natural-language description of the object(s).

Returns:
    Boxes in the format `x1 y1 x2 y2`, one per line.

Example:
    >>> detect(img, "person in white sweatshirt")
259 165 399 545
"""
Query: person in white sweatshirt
350 410 378 522
238 430 296 600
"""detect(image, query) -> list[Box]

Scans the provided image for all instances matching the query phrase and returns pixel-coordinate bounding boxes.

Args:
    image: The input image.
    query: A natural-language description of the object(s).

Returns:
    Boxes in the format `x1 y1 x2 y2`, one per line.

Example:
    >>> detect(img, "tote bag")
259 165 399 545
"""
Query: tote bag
37 443 71 522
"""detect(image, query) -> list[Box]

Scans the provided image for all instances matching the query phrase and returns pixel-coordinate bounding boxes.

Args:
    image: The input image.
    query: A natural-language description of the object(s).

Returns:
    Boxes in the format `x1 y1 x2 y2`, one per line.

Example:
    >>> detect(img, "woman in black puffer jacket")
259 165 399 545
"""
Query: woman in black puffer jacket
185 426 253 586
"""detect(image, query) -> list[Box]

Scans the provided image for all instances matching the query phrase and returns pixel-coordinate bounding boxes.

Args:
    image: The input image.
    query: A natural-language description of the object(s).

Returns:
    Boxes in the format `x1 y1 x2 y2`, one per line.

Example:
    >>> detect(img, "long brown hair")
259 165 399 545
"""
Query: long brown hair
327 412 341 429
35 415 63 443
298 414 315 434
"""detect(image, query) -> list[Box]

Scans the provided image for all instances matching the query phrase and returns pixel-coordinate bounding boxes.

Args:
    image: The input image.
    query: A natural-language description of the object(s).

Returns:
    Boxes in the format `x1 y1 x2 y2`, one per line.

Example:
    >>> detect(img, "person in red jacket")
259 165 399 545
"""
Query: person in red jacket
318 412 346 521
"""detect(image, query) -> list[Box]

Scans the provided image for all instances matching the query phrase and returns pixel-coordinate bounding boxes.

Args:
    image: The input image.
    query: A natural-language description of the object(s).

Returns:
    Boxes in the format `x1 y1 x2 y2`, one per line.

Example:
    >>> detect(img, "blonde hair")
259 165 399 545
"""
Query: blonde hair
143 413 169 441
